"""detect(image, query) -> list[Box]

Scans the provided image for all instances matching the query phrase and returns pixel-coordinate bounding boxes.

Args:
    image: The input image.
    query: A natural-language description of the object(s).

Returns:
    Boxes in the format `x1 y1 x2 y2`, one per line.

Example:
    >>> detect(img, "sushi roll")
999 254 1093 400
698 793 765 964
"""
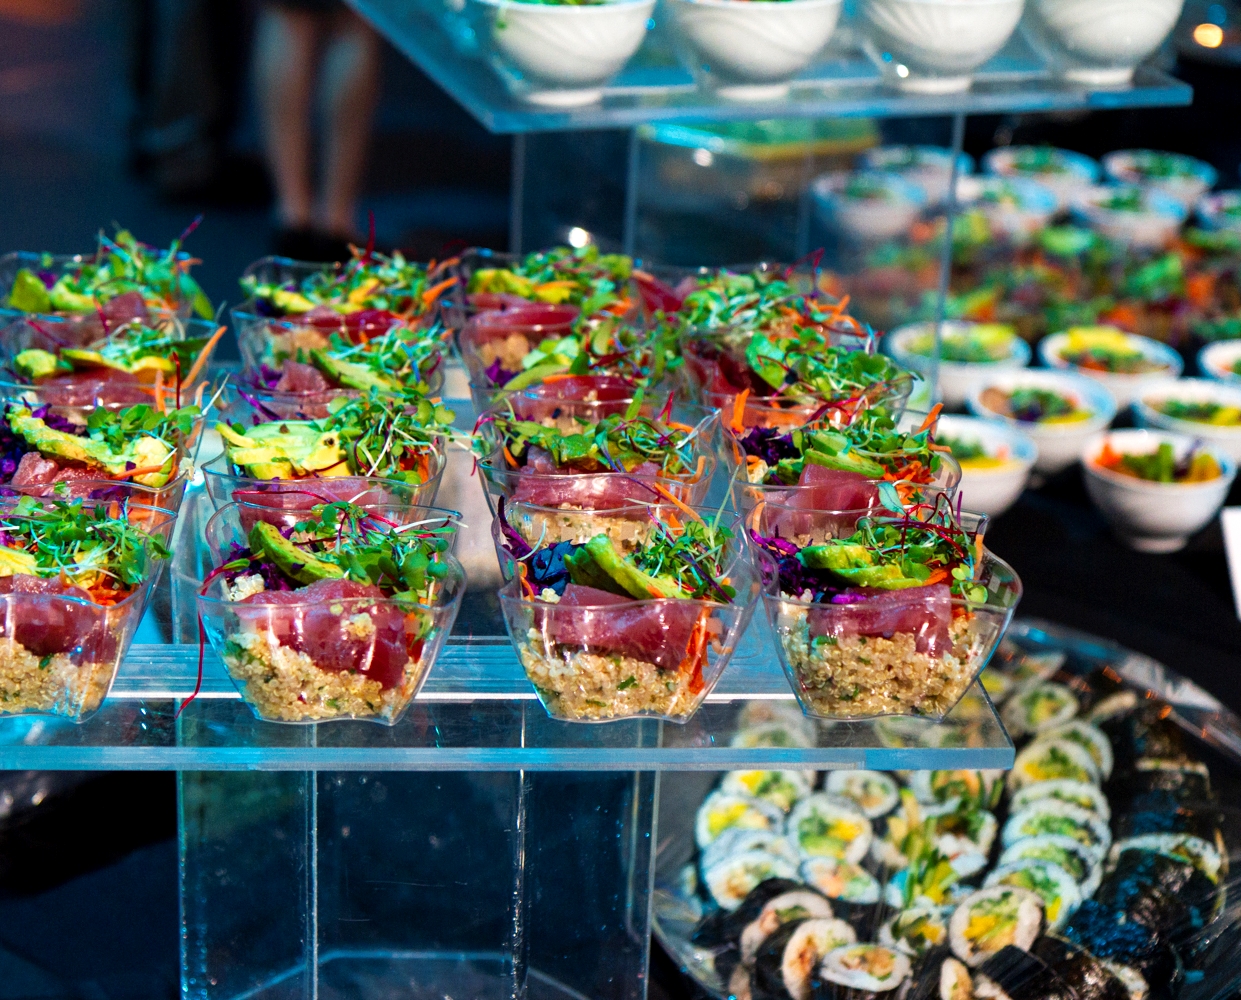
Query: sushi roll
1032 721 1113 780
905 947 974 1000
948 887 1044 967
980 667 1015 704
788 795 873 865
973 946 1075 1000
998 836 1101 896
740 891 836 965
826 772 900 819
733 721 816 750
878 907 949 958
731 962 755 1000
1097 847 1221 934
1107 833 1223 884
1004 650 1066 689
983 861 1081 931
738 701 818 740
1030 935 1129 1000
697 792 786 850
814 944 912 1000
1114 761 1211 805
1010 780 1110 823
752 917 857 1000
801 857 882 936
930 803 998 859
1001 683 1080 739
1087 690 1140 728
703 828 800 872
1100 960 1148 1000
1114 804 1222 843
705 851 800 910
884 866 976 912
1008 740 1100 792
909 771 1004 809
694 878 808 945
1001 801 1111 862
1061 899 1178 990
723 771 817 813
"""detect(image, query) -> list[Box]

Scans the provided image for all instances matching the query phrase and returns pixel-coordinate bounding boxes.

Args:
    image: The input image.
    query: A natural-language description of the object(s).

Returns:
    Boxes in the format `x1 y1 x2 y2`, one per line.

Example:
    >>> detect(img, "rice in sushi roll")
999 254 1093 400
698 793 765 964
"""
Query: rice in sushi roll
984 861 1081 931
703 828 799 872
909 770 1004 809
788 795 873 864
1001 801 1111 862
1001 683 1080 739
826 772 900 819
1004 649 1066 689
1010 780 1110 823
948 887 1044 967
1008 740 1100 792
752 918 857 1000
905 947 973 1000
697 792 786 849
1107 833 1223 883
801 857 882 936
878 908 949 958
973 945 1075 1000
695 878 807 945
723 771 816 813
1100 960 1149 1000
1032 721 1113 780
705 850 800 910
998 836 1101 896
740 891 836 965
815 944 912 1000
980 668 1015 704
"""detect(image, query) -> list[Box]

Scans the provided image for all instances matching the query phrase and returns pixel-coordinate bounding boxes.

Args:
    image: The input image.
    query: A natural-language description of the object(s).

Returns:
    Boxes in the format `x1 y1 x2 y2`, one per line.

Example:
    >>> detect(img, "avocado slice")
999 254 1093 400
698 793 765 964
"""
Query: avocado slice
272 288 315 314
566 535 690 601
8 269 51 313
9 412 113 470
48 277 96 314
129 436 175 487
799 543 924 590
803 448 886 478
247 521 344 586
61 348 130 373
309 349 402 393
502 360 568 392
14 349 65 380
0 546 38 577
217 421 346 478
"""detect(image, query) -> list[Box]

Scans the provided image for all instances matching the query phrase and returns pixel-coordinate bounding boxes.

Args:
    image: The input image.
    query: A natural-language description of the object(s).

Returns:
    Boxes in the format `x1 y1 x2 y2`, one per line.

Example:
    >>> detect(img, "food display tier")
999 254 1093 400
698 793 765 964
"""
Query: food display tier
0 627 1014 772
346 0 1192 134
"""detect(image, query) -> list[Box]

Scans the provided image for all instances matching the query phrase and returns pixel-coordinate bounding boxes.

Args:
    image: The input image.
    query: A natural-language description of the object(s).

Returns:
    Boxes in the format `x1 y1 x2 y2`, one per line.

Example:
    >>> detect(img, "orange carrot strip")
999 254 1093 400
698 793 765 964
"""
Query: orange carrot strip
153 369 165 413
421 277 457 306
503 445 518 469
731 389 750 434
181 325 228 391
917 403 944 434
111 465 172 481
651 482 702 522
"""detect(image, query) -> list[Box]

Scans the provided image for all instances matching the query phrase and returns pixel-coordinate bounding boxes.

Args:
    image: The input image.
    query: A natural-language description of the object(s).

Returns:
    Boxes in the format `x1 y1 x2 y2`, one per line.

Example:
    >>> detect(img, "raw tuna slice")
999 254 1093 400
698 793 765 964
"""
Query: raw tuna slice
633 273 687 313
275 360 331 393
787 462 879 512
0 574 116 662
541 583 704 670
511 461 673 509
10 452 103 488
31 371 150 406
238 578 410 688
231 481 410 534
808 584 953 658
509 375 638 421
100 291 149 326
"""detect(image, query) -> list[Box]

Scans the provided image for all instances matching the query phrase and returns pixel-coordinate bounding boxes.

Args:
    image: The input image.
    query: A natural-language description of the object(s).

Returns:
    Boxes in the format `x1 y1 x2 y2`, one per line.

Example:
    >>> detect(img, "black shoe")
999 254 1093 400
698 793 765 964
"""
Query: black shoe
272 227 355 263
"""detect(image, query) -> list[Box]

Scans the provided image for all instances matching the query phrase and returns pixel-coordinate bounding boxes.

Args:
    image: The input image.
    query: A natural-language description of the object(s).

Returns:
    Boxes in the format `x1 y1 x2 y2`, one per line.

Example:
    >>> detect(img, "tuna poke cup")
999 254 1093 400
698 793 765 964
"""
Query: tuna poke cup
0 495 173 721
496 503 761 722
206 391 452 511
749 497 1021 720
452 244 637 320
197 499 464 724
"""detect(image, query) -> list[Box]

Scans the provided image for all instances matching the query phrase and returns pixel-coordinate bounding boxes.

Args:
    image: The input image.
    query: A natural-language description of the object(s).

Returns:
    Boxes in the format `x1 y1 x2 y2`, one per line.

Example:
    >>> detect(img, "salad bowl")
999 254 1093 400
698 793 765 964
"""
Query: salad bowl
811 171 927 243
1071 185 1187 250
1102 150 1218 212
1019 0 1185 85
1082 429 1236 552
667 0 843 100
934 414 1037 517
1198 340 1241 386
468 0 656 107
1195 191 1241 234
968 369 1117 474
857 0 1025 94
859 145 974 206
957 177 1059 247
886 320 1031 409
982 147 1101 212
1038 327 1183 408
1135 378 1241 463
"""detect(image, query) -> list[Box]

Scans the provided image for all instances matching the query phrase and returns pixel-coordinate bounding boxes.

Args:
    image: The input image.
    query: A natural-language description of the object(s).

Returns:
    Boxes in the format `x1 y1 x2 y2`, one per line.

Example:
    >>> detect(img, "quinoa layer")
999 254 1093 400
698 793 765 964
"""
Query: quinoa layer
478 333 531 374
518 630 702 721
223 629 424 723
260 326 332 368
512 508 656 552
0 637 113 718
774 606 994 719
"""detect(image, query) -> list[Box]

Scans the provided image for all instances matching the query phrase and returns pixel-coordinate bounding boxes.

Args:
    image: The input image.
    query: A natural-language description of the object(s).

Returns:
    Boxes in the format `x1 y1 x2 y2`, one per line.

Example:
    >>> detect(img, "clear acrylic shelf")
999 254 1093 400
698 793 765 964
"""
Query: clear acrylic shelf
347 0 1192 134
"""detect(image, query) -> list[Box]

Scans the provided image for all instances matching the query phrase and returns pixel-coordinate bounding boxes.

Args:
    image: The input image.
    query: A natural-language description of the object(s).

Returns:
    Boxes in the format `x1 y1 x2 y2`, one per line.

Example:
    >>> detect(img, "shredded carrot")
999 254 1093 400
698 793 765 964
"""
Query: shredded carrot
421 277 457 306
1187 273 1215 308
925 568 949 586
687 455 707 484
517 562 536 598
181 324 227 390
917 403 943 434
650 482 702 522
539 372 577 383
503 445 518 469
731 389 750 433
112 465 171 481
678 610 711 695
153 369 165 413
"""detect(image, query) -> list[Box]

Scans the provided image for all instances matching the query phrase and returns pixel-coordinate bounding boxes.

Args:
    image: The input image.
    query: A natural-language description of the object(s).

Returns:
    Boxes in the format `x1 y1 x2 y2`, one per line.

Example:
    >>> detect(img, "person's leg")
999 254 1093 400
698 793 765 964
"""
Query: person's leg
253 3 320 230
315 6 381 239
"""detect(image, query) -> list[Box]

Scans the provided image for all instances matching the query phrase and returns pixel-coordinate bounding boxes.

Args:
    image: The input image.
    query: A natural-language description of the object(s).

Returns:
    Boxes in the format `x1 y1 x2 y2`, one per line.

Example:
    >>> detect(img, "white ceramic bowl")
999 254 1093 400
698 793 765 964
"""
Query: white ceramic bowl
887 321 1032 409
1196 190 1241 234
858 0 1025 94
1103 150 1218 212
669 0 843 100
982 146 1101 211
1039 328 1184 408
936 414 1037 517
1199 341 1241 386
472 0 656 106
1071 185 1187 250
1082 428 1236 552
968 369 1118 474
811 171 927 243
958 176 1060 246
1019 0 1185 86
1135 378 1241 463
859 145 974 206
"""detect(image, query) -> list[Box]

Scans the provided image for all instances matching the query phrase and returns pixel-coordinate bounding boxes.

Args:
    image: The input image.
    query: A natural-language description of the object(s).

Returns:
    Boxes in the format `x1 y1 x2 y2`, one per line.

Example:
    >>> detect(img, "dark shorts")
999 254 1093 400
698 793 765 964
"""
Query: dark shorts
265 0 345 13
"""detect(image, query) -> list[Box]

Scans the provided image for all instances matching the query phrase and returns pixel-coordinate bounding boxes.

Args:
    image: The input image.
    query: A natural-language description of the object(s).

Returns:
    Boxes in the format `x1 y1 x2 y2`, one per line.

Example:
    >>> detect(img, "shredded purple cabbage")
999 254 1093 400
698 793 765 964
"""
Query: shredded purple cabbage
738 427 801 466
484 358 517 387
256 364 283 390
748 527 845 603
29 405 83 436
496 498 532 559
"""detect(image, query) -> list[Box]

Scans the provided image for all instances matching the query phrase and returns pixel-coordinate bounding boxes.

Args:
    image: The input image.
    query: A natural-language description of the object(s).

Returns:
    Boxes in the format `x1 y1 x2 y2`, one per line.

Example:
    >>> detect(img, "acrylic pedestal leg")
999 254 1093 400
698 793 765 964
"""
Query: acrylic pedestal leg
180 771 659 1000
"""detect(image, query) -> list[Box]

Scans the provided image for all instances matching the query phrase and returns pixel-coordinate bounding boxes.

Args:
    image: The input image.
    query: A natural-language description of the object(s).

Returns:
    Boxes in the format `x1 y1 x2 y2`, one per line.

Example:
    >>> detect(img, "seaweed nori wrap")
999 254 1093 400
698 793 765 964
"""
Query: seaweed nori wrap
975 945 1076 1000
905 947 965 1000
1114 806 1221 843
1063 899 1178 989
1105 707 1189 764
753 920 806 1000
1031 935 1129 1000
831 900 883 940
1112 763 1211 807
694 878 806 946
1095 849 1217 944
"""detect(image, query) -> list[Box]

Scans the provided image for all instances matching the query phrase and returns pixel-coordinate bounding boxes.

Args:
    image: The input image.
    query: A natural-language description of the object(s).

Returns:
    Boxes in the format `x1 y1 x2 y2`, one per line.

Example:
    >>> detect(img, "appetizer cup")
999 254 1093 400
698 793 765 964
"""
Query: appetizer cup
1082 429 1237 553
667 0 843 101
934 414 1037 517
1135 378 1241 463
197 500 465 724
468 0 656 107
1038 328 1183 408
982 147 1101 212
810 172 927 243
968 370 1118 475
218 383 360 423
886 321 1031 410
957 177 1060 246
1198 340 1241 386
750 506 1021 721
1102 150 1218 212
859 146 974 206
1071 185 1187 250
1019 0 1185 85
456 303 581 409
858 0 1025 94
496 511 762 723
1196 191 1241 234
